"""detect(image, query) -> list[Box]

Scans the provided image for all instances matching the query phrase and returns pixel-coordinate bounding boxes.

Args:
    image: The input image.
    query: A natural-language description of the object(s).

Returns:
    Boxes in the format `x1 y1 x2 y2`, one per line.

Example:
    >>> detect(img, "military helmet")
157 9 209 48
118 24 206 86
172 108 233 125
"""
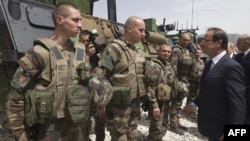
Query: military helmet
88 77 113 107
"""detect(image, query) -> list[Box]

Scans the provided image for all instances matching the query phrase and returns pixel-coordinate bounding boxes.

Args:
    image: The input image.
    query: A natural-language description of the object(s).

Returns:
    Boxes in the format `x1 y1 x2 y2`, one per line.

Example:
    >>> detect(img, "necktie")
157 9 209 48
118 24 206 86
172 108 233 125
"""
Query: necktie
202 60 213 80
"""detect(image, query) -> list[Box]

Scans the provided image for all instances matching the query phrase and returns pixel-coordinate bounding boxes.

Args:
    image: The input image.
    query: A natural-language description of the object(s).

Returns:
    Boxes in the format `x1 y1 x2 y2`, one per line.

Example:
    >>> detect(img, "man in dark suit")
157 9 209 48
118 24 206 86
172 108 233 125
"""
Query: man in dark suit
235 34 250 124
226 42 237 59
194 27 246 141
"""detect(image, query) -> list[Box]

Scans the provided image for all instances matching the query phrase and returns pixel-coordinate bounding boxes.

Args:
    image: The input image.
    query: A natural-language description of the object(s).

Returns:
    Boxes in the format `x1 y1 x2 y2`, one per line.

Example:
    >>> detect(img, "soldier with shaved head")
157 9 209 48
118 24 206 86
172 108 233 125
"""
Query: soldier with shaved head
91 16 147 141
5 2 95 141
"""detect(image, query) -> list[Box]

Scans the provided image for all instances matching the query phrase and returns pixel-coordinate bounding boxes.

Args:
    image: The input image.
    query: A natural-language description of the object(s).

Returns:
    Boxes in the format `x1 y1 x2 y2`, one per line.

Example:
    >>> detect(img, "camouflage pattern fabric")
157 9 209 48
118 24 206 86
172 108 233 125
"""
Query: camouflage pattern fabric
87 102 106 141
5 90 27 141
92 37 146 141
170 45 194 128
187 58 204 104
148 102 170 141
88 77 113 107
169 99 182 127
5 38 91 141
105 98 142 141
145 57 185 140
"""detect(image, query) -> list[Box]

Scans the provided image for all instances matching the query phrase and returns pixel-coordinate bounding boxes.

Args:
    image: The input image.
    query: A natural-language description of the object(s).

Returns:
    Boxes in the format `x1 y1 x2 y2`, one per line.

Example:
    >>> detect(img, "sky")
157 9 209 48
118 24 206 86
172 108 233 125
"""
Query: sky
92 0 250 35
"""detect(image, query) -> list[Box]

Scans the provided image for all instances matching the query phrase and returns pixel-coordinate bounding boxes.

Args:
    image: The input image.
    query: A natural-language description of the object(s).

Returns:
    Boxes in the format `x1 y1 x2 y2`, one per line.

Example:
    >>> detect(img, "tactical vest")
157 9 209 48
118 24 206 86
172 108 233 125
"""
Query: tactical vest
109 39 146 101
153 59 175 101
153 59 175 85
173 45 194 83
25 38 91 125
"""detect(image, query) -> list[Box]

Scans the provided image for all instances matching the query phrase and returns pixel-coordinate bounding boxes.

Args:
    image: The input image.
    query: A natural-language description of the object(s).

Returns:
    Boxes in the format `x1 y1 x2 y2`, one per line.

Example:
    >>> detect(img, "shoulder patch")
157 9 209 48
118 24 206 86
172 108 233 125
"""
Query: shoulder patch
172 50 180 57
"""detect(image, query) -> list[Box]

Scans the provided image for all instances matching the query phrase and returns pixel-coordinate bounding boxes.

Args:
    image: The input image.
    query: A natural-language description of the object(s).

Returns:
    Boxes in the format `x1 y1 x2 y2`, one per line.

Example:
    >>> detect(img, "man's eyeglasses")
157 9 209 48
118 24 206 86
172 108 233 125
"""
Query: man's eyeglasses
202 39 214 43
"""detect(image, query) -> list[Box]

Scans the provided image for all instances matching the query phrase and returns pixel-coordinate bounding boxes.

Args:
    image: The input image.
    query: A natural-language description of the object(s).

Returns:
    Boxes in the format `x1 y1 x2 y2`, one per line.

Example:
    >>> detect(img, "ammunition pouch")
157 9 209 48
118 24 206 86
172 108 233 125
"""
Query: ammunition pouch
156 83 172 102
65 85 91 123
24 90 54 126
110 85 131 106
77 62 91 83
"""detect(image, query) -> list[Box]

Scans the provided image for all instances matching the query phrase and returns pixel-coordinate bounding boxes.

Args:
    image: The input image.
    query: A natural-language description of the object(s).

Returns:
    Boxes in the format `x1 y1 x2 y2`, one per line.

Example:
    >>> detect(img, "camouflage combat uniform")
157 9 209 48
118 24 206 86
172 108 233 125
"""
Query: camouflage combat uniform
93 38 146 141
187 56 204 104
86 54 106 141
181 56 204 118
5 38 92 141
145 56 185 141
170 45 194 128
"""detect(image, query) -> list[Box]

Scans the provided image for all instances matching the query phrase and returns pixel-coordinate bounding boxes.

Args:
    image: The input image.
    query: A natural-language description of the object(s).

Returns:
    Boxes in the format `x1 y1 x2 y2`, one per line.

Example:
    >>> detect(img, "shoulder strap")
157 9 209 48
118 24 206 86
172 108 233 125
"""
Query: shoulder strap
153 59 167 84
110 39 136 74
173 45 184 55
153 59 165 70
34 38 57 49
111 39 128 50
34 38 63 60
34 38 86 62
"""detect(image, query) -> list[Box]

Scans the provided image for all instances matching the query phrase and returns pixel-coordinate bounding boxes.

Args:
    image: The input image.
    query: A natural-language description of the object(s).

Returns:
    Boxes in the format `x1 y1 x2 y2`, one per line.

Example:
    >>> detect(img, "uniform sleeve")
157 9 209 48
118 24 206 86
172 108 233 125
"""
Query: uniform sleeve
147 85 159 108
18 45 49 77
94 43 122 78
171 47 182 73
144 61 163 108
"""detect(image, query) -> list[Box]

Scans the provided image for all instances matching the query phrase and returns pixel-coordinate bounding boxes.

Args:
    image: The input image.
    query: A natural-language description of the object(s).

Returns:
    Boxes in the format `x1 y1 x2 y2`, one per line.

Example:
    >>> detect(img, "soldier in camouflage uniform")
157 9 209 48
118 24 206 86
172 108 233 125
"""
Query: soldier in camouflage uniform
145 43 189 141
79 29 106 141
5 3 112 141
181 46 204 118
169 32 194 135
92 16 146 141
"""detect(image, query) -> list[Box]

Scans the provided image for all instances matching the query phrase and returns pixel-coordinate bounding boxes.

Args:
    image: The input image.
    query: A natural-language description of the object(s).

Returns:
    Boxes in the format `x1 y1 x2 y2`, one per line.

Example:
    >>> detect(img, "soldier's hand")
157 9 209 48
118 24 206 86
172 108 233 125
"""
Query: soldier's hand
97 106 105 119
153 107 160 118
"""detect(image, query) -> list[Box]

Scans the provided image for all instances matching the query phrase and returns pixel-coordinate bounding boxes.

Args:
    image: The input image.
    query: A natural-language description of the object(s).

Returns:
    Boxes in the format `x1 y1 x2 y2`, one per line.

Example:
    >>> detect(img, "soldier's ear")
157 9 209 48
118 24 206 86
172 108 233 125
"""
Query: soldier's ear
56 15 63 24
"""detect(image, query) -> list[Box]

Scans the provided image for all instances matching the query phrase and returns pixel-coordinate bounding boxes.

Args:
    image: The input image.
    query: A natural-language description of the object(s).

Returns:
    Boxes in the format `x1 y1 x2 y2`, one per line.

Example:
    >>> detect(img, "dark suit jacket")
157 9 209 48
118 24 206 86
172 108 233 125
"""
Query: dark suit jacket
235 52 250 124
195 54 246 139
232 53 237 60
